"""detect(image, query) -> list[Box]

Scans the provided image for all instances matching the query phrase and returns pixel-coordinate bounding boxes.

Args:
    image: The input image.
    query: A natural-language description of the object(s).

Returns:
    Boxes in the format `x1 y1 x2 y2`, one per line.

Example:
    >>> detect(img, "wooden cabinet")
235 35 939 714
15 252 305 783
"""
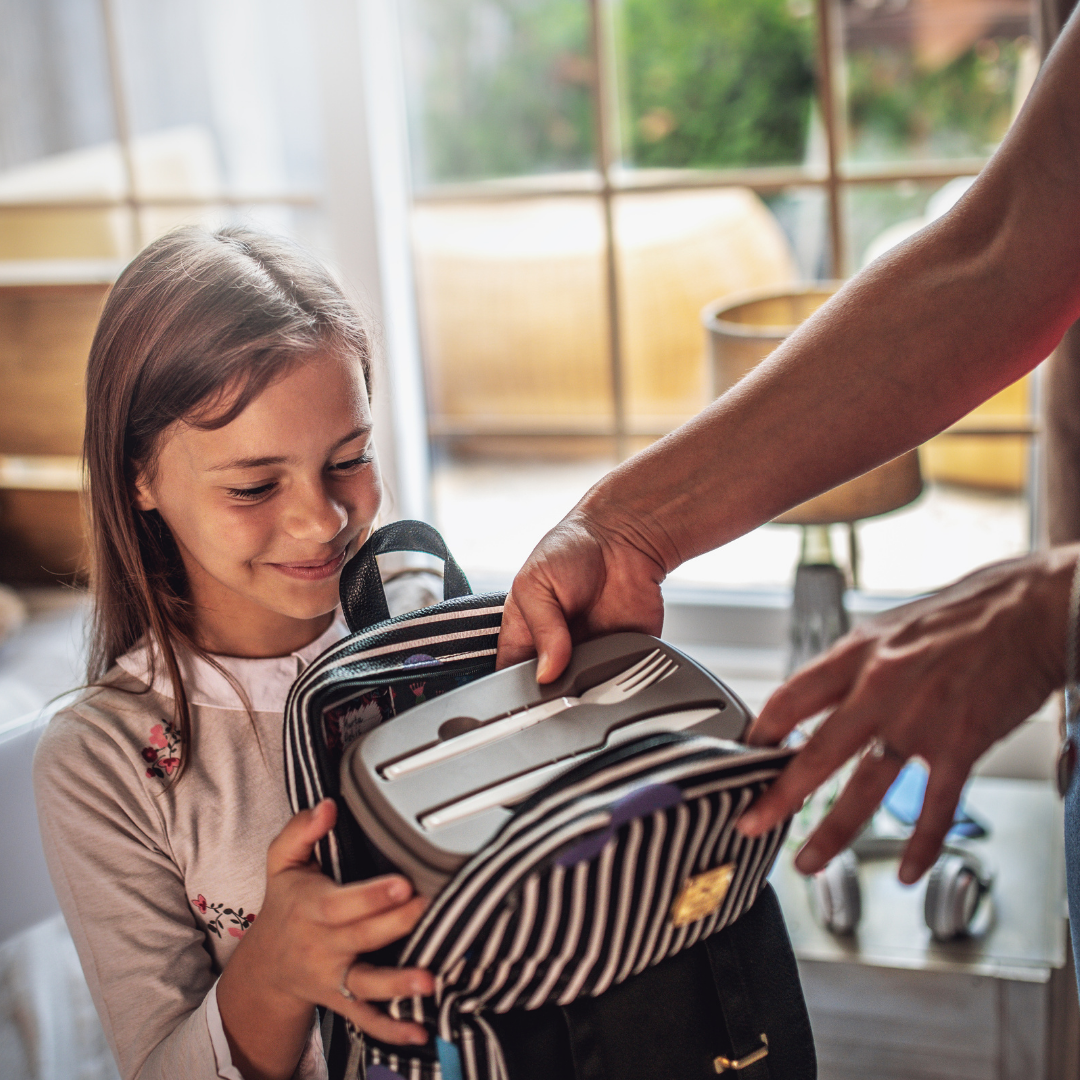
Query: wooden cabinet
0 261 119 583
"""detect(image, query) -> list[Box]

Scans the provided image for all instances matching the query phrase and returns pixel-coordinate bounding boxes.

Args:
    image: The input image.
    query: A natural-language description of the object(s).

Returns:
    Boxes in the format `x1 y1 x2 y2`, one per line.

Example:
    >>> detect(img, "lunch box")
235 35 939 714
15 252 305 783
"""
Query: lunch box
339 631 756 897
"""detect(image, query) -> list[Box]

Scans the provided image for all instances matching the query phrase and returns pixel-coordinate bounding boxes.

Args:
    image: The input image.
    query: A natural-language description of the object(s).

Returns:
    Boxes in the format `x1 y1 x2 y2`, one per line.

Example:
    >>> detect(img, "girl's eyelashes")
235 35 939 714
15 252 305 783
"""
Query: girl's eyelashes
329 453 373 474
223 454 371 501
226 481 277 501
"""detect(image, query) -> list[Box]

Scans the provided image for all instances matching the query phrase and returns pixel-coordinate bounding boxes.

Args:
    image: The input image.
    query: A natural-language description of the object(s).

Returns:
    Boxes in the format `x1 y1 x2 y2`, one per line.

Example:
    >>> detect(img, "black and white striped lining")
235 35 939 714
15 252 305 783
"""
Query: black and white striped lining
283 593 505 883
363 732 794 1080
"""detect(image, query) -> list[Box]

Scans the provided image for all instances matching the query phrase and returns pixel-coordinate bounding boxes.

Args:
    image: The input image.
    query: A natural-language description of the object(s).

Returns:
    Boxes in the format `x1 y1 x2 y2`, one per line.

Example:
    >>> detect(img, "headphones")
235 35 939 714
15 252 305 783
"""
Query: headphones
808 833 993 941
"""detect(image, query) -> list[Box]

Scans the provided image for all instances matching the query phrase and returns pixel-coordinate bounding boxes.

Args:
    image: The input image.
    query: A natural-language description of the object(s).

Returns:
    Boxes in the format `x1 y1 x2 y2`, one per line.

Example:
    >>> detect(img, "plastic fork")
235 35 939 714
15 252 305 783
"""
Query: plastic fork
382 649 678 780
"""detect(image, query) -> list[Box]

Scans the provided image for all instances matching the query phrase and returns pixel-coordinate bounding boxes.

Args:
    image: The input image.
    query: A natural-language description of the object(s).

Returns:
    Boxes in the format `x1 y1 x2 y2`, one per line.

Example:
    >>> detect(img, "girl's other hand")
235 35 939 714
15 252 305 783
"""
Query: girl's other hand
217 800 433 1080
736 548 1076 885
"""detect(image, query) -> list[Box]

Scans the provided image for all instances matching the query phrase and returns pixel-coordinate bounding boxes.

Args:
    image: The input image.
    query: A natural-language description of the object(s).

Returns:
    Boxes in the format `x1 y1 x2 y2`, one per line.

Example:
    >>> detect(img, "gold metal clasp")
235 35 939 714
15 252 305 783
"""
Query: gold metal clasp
714 1034 769 1073
670 863 735 928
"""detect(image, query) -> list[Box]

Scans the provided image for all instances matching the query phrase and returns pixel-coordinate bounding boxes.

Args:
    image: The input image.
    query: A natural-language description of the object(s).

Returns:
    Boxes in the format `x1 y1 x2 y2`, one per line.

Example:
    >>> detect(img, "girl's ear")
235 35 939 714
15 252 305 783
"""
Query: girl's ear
133 469 157 513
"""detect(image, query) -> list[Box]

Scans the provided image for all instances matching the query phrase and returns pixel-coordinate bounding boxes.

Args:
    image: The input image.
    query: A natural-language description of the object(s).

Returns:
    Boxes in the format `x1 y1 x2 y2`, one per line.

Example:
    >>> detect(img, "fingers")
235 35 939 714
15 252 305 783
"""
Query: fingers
793 749 905 874
494 589 540 670
503 575 574 684
898 760 970 884
328 896 430 954
333 963 435 1049
342 961 434 1004
738 701 875 838
337 998 429 1047
267 799 337 875
316 875 419 928
747 638 865 748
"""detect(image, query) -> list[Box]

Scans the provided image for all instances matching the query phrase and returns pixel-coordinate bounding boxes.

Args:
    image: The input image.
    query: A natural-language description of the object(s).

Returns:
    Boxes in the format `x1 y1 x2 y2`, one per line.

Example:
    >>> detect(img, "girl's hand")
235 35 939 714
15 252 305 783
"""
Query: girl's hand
218 800 433 1080
496 510 667 683
737 548 1076 884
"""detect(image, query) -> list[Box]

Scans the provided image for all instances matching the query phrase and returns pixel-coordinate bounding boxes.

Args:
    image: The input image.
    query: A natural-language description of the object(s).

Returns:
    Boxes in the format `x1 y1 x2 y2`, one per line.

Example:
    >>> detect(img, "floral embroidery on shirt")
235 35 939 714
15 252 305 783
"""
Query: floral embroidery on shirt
191 895 257 938
140 721 181 779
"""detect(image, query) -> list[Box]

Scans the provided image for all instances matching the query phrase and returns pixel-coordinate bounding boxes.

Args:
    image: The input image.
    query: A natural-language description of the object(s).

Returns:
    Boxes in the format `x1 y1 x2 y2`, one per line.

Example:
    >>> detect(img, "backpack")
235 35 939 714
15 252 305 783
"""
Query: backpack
284 520 816 1080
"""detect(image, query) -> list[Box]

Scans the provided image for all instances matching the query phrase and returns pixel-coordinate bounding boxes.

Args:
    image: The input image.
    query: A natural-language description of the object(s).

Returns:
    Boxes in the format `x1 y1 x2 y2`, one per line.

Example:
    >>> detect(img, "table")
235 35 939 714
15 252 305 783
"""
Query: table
770 777 1080 1080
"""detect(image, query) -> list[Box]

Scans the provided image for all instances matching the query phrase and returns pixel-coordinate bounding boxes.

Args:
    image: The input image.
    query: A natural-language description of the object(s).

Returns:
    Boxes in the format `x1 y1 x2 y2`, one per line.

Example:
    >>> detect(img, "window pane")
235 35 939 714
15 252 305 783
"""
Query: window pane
615 188 799 431
0 0 123 260
399 0 596 186
112 0 323 198
413 197 612 437
840 0 1038 165
843 176 943 271
763 186 830 280
615 0 817 170
0 0 116 174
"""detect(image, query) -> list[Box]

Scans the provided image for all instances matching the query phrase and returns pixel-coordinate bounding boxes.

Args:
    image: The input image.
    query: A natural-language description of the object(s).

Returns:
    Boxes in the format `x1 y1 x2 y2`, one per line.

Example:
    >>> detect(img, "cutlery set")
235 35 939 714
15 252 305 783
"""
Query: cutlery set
340 632 756 895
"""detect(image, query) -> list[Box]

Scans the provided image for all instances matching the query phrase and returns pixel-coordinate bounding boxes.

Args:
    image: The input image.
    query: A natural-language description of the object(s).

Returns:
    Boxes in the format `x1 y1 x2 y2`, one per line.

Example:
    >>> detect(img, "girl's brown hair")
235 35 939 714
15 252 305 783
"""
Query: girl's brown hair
85 225 372 772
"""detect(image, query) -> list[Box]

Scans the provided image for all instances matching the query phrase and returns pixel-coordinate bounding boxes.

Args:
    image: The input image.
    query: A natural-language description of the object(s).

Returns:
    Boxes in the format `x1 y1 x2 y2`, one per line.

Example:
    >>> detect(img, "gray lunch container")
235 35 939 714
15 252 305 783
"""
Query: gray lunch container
339 632 757 897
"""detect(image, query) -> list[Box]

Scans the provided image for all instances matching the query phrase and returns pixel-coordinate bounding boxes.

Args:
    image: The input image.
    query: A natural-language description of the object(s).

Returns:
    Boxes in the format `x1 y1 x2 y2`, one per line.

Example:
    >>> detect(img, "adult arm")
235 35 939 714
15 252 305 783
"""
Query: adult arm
496 6 1080 680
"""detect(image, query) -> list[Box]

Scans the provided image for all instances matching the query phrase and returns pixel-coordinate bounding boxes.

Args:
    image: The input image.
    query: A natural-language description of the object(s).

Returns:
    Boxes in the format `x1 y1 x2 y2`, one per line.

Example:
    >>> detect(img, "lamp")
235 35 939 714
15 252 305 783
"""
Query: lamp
703 284 922 673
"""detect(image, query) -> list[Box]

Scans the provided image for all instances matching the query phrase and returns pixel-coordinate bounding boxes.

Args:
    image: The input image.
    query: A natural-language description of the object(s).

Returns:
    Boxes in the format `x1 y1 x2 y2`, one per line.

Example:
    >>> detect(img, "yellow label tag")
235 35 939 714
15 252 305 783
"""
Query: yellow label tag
670 863 736 928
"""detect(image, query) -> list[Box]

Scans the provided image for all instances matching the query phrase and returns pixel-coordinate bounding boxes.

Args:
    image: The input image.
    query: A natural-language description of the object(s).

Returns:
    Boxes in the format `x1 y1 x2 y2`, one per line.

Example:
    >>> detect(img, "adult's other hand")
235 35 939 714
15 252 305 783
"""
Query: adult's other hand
737 547 1077 883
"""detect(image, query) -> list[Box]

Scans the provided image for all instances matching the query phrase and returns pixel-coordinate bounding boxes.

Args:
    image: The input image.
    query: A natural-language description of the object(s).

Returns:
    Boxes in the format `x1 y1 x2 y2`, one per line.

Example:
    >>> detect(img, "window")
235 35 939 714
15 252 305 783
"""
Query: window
399 0 1039 597
0 0 324 258
0 0 1040 601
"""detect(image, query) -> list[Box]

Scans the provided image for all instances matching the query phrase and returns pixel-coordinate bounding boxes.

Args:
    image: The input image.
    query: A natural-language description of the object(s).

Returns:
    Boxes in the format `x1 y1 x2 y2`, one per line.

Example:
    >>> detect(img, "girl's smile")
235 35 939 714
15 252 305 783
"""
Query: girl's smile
267 547 350 580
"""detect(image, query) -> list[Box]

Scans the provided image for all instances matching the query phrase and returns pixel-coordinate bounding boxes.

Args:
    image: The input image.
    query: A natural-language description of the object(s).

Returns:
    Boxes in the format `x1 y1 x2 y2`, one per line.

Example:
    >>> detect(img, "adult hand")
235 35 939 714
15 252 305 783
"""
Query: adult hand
496 510 668 683
737 547 1076 884
218 800 433 1080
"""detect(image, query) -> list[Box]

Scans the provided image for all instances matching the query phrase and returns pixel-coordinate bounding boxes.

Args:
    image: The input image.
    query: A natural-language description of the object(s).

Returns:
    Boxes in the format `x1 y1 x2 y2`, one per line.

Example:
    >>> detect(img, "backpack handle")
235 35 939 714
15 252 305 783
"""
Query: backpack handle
339 520 473 632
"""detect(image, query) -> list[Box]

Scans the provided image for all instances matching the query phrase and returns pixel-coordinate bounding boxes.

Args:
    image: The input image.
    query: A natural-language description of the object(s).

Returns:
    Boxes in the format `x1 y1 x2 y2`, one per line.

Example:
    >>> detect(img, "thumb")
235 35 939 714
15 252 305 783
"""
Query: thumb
267 798 337 876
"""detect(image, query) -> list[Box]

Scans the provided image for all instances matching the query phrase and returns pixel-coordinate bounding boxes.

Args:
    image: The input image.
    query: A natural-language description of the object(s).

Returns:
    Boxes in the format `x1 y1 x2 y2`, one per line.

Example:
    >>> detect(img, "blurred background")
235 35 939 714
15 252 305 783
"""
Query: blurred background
1 1 1073 1078
0 0 1042 599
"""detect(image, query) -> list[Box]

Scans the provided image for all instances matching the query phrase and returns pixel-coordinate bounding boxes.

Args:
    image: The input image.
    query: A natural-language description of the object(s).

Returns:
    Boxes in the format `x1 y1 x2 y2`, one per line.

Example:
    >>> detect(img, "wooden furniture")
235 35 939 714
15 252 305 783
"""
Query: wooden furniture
0 260 119 583
413 188 797 439
771 777 1080 1080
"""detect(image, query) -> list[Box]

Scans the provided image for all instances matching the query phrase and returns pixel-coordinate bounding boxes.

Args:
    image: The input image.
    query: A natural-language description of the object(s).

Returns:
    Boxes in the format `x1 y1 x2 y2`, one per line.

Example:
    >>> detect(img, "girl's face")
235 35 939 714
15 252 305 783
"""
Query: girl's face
135 348 381 657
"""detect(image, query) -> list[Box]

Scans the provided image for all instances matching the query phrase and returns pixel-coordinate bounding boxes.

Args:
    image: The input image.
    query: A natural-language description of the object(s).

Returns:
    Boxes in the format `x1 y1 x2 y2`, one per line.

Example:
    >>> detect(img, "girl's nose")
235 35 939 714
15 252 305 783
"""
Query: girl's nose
283 482 348 544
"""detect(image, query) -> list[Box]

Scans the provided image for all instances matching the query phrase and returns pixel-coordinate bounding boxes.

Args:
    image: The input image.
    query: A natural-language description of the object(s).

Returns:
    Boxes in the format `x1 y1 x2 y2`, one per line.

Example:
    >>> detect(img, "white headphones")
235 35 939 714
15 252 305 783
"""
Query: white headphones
808 833 993 941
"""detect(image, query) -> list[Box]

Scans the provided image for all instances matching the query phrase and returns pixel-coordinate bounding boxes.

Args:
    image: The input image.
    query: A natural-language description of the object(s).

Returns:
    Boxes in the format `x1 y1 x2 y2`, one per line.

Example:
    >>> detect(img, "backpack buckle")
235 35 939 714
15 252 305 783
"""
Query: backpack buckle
714 1033 768 1073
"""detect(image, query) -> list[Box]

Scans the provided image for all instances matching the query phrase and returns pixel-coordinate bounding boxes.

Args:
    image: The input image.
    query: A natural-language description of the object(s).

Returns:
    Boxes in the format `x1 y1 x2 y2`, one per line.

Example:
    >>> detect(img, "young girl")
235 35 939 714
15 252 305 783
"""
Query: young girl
33 226 436 1080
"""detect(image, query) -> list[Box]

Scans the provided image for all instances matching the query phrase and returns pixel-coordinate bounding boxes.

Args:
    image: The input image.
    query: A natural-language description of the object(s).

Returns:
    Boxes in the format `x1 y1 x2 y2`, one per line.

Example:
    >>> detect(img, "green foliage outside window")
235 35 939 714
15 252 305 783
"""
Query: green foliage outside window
618 0 815 168
401 0 595 185
845 38 1025 161
401 0 1025 186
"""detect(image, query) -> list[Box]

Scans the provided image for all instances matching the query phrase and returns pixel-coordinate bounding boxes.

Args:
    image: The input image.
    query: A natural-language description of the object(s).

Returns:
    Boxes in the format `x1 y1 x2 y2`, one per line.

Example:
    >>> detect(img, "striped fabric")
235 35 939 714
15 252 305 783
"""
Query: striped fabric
363 732 795 1080
284 593 506 884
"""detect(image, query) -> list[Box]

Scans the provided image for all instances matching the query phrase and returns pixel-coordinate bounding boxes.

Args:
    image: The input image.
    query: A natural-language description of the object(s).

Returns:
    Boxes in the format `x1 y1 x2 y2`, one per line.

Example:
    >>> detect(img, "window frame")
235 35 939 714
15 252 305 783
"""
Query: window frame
0 0 1039 528
409 0 1038 466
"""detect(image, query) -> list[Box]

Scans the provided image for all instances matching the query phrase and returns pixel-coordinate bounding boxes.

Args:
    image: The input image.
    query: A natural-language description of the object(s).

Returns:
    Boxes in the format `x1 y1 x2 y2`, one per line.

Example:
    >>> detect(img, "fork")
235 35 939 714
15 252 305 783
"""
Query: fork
382 649 677 780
